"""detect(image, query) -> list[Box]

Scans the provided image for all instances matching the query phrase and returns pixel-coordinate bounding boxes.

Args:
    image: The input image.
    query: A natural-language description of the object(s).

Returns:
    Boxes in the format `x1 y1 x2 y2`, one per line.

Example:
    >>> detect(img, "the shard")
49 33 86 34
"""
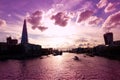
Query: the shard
21 19 28 44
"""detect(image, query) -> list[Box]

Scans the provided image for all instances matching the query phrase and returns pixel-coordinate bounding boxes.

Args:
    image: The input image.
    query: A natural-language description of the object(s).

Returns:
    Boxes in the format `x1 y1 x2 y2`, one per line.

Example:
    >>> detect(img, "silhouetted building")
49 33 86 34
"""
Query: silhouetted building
113 40 120 46
0 42 8 53
0 19 50 60
7 37 18 45
21 19 28 44
104 32 113 46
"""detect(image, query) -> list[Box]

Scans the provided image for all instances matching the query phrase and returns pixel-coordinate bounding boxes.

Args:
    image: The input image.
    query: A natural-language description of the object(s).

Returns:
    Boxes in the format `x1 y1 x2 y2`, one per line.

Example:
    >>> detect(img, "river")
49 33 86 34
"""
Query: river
0 52 120 80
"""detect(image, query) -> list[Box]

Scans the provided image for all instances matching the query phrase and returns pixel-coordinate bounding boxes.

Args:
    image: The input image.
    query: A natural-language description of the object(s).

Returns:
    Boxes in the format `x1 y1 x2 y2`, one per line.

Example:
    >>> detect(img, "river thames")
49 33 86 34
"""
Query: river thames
0 52 120 80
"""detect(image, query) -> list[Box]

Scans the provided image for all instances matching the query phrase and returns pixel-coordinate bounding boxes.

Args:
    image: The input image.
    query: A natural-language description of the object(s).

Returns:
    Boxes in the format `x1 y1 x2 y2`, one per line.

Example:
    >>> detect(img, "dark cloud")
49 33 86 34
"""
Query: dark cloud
77 10 94 23
27 10 48 31
27 10 42 27
0 19 6 27
51 12 70 27
102 11 120 31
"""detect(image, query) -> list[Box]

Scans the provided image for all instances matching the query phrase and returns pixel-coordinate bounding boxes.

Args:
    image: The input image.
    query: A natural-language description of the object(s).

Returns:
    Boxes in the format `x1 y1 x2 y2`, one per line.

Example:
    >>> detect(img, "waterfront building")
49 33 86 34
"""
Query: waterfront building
104 32 113 46
7 37 18 45
113 40 120 46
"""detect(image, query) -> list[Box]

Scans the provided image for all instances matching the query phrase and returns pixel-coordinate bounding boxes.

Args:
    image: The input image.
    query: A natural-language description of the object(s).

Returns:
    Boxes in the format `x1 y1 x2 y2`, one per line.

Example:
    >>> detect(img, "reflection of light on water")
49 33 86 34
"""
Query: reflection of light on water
54 55 63 63
56 55 62 60
54 55 63 70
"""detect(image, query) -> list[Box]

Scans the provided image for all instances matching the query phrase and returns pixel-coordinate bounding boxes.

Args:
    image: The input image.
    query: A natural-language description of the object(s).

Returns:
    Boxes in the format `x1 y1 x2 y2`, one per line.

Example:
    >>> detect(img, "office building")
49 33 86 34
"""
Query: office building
21 19 28 44
104 32 113 45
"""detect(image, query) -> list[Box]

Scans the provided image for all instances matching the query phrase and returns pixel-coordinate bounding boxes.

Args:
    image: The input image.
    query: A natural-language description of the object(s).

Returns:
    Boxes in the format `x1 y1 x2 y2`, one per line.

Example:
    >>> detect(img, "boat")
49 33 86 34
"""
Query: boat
53 50 62 56
73 56 80 60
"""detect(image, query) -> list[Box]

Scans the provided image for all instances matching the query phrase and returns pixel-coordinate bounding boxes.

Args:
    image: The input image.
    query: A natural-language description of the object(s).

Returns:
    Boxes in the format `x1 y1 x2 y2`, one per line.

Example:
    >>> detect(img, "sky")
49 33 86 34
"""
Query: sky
0 0 120 49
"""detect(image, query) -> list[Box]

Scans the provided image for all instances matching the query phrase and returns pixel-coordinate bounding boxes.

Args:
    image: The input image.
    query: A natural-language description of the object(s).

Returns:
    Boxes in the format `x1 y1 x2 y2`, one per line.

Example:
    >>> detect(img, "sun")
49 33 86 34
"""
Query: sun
29 14 77 48
43 20 75 36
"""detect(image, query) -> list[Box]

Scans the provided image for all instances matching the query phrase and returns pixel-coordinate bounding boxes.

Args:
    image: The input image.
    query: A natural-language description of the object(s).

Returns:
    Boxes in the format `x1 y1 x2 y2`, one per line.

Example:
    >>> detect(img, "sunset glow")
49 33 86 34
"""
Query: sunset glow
0 0 120 49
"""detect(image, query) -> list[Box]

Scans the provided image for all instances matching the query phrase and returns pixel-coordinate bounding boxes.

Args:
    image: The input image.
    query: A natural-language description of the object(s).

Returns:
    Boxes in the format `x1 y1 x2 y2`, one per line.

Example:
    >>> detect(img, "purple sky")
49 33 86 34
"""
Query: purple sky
0 0 120 49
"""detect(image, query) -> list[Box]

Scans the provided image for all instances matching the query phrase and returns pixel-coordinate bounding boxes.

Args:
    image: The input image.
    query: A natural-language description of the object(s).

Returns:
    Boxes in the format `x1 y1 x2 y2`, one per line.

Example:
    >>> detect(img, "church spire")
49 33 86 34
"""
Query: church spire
21 19 28 44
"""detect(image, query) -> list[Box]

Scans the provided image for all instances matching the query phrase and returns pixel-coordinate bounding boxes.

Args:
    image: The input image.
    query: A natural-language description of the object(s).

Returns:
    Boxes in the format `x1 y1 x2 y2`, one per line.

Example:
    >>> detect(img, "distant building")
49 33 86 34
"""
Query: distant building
0 42 8 53
113 40 120 46
7 37 18 45
21 19 28 44
104 32 113 46
0 19 47 58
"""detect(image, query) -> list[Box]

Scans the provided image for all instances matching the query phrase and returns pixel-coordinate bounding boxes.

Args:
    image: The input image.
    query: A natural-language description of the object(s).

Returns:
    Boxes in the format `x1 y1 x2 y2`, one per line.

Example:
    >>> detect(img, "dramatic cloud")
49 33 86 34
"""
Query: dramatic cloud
51 12 70 27
0 19 6 27
27 10 48 31
89 16 103 25
104 3 116 13
97 0 108 8
77 10 94 23
102 11 120 31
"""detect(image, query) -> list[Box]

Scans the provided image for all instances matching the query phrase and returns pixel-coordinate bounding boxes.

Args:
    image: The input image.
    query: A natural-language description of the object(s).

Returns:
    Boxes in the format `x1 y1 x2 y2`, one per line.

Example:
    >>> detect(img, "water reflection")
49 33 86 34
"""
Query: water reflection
54 55 63 62
0 53 120 80
19 60 27 80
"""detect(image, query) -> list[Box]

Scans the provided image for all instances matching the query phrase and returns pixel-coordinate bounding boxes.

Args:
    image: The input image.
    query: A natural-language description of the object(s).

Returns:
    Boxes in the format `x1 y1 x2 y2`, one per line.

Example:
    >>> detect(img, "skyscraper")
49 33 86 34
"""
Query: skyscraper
104 32 113 45
21 19 28 44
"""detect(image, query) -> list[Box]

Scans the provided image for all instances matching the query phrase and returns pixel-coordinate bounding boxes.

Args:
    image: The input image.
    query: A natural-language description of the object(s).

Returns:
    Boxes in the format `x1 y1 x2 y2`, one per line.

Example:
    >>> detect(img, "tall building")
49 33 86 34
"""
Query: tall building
21 19 28 44
104 32 113 45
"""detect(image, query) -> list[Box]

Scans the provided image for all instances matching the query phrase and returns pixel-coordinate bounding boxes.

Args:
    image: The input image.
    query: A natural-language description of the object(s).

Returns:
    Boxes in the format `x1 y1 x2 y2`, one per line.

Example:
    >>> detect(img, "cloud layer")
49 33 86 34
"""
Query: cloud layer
88 16 103 25
51 12 70 27
104 3 116 13
97 0 108 8
27 10 48 31
77 10 94 23
0 19 6 27
102 11 120 31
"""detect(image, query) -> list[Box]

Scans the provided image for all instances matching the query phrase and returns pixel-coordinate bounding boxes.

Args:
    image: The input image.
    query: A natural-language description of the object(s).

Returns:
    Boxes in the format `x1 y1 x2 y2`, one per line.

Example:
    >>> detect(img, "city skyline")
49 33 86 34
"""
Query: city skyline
0 0 120 49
